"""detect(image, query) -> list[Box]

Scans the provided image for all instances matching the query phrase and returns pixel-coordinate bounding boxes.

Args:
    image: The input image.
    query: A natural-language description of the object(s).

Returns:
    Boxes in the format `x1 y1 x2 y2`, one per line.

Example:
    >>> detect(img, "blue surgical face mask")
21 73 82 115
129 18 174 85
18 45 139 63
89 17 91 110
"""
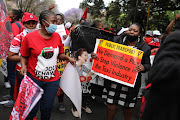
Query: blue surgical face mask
44 20 57 34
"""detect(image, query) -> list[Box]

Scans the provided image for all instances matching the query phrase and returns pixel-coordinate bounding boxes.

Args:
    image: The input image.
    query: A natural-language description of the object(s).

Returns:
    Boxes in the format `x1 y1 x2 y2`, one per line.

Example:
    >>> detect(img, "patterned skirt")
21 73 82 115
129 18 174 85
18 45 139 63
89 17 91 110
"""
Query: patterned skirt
102 81 137 108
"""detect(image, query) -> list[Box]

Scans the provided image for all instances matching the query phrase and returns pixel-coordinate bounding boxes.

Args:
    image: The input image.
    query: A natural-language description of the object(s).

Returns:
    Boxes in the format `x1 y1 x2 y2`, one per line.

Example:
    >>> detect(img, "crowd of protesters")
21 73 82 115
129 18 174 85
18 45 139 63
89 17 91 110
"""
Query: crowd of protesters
1 3 180 120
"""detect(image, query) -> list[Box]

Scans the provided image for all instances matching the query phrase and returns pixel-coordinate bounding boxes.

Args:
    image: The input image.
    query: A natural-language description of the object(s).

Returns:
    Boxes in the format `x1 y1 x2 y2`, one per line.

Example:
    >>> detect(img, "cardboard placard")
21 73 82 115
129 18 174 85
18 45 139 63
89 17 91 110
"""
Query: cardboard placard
92 39 144 87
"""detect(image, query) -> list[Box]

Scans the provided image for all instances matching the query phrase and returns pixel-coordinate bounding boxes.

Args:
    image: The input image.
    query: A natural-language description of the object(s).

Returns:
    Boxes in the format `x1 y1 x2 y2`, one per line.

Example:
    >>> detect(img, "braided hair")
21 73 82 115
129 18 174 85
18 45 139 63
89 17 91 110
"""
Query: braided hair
39 10 56 25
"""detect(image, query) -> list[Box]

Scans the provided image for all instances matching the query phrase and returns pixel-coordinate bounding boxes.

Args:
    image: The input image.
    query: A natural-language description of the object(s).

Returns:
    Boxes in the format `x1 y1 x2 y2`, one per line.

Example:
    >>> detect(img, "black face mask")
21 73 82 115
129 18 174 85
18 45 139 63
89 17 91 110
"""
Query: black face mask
126 34 138 42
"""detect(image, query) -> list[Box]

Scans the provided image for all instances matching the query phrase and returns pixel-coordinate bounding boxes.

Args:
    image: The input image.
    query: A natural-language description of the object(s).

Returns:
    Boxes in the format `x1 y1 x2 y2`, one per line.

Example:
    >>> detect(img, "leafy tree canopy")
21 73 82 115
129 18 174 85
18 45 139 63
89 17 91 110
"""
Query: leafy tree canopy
80 0 180 33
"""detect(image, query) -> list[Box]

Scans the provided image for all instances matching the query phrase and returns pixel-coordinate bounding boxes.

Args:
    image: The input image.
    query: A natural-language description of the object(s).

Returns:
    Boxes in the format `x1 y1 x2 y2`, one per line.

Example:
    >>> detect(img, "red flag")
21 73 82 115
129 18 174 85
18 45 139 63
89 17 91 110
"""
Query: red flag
9 75 43 120
0 0 13 59
81 7 88 19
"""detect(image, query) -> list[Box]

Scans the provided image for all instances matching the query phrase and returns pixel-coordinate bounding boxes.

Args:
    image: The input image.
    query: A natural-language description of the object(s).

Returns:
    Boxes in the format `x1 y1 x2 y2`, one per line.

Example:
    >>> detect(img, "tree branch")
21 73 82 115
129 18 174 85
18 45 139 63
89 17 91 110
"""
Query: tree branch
30 1 46 13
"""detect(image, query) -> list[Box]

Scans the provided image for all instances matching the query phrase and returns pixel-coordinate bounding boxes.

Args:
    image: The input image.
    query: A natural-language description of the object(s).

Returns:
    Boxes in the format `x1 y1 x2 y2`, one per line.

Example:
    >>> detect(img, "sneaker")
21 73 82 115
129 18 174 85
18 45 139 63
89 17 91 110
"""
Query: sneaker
82 106 92 113
3 94 11 100
4 100 15 107
104 101 107 105
91 95 96 99
4 82 11 89
59 103 66 113
137 95 142 99
71 108 79 118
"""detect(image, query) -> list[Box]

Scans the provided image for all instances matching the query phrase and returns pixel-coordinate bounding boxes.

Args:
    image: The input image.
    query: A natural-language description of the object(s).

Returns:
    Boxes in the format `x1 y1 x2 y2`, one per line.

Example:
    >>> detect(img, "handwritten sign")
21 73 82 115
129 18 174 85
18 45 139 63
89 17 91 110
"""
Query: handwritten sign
92 39 144 87
57 46 70 77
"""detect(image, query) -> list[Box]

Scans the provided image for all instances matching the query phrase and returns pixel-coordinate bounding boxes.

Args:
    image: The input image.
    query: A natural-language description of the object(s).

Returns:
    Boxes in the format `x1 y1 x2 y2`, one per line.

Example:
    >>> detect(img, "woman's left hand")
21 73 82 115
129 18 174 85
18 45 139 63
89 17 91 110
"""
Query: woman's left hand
68 57 76 66
63 35 68 40
135 64 145 72
48 4 55 10
91 52 97 59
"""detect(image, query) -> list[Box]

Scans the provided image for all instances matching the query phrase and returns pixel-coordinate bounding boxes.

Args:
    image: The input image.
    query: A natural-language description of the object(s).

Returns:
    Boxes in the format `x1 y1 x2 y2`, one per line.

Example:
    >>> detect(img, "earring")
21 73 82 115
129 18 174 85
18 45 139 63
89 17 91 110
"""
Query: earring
138 37 140 42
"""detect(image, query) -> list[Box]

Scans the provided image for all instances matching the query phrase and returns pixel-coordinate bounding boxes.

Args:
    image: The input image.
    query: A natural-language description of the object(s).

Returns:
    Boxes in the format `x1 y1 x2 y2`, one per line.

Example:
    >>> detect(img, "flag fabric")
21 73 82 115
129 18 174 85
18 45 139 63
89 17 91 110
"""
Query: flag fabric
71 25 115 53
0 0 13 59
60 63 82 118
9 75 44 120
81 7 88 19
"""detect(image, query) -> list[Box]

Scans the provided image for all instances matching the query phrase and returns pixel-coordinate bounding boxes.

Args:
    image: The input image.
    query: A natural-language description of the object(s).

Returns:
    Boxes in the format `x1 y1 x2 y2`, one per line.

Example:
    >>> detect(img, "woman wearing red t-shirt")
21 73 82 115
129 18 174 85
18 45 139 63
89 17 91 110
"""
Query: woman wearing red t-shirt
19 10 76 120
9 9 25 36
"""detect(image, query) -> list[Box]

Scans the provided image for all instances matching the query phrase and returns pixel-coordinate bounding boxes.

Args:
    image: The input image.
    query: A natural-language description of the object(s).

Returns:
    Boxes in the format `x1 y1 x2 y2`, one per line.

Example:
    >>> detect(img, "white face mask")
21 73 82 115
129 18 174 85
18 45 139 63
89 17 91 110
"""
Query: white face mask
153 38 159 42
25 28 37 33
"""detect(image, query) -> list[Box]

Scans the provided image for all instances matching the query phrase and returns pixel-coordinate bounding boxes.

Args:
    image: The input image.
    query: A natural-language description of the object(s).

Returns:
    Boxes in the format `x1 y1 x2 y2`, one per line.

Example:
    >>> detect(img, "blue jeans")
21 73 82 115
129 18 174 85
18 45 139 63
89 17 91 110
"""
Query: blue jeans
7 60 16 99
26 72 59 120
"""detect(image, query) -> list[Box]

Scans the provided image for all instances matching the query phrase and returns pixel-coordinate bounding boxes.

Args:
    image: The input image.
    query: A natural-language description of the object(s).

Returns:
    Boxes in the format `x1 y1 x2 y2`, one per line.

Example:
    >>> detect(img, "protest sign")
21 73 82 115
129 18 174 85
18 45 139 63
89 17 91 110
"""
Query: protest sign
57 46 70 77
70 26 114 94
79 70 92 94
0 0 13 59
9 75 43 120
56 24 67 41
60 63 82 118
0 59 2 66
0 58 7 77
56 46 70 96
92 39 144 87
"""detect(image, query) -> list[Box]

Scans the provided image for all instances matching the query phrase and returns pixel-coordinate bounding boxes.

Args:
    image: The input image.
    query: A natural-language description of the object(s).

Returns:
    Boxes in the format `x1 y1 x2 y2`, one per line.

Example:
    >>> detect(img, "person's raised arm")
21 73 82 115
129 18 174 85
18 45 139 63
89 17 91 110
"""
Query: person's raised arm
91 52 97 59
68 26 76 37
48 4 55 11
166 14 180 34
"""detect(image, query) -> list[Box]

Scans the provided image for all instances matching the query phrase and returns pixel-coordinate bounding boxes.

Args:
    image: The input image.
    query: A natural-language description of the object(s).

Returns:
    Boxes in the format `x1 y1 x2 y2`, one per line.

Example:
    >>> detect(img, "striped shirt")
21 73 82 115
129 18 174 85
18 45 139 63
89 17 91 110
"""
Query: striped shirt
9 29 27 70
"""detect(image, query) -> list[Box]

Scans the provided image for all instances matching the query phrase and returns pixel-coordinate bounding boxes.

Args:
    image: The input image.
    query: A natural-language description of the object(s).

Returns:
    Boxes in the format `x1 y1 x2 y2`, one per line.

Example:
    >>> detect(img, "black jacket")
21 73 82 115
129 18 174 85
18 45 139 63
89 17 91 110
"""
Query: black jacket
113 36 151 72
141 29 180 120
111 36 151 100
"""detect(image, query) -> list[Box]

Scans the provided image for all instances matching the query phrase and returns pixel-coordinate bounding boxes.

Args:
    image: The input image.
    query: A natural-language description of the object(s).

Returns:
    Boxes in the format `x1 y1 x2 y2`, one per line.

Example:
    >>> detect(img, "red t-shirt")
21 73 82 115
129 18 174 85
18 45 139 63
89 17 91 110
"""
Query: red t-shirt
20 30 64 82
11 21 24 37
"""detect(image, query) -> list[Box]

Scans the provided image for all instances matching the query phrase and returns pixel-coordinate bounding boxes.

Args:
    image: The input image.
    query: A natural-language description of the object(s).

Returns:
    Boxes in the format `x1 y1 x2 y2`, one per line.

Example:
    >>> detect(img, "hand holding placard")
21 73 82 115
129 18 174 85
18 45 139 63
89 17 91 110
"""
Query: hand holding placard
91 39 144 87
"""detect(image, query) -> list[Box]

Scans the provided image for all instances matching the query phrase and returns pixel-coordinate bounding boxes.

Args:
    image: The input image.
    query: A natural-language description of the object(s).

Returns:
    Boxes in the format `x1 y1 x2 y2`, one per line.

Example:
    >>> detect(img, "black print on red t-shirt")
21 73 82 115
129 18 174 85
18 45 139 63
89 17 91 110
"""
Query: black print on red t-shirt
42 48 54 59
35 65 56 79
